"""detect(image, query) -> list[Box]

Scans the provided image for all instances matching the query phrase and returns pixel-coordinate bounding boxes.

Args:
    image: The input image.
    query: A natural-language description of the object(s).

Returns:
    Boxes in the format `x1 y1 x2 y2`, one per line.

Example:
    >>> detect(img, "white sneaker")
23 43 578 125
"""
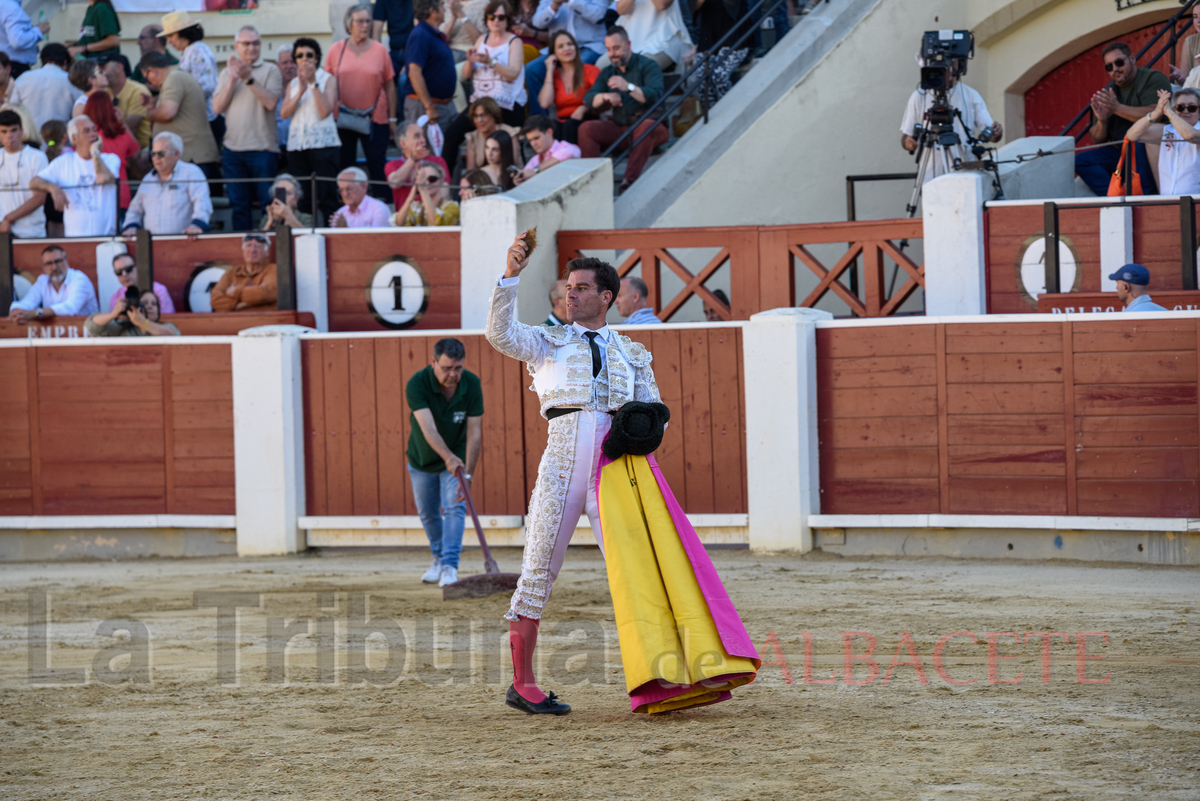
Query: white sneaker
438 565 459 587
421 558 442 584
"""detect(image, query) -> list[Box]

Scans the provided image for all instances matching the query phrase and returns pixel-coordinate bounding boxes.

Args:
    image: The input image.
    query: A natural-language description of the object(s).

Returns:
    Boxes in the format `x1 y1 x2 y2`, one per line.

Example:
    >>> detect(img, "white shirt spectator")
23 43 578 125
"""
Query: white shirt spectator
0 144 47 237
526 139 581 171
0 0 44 65
12 63 83 129
532 0 609 55
285 69 340 151
123 161 213 234
618 0 692 68
900 82 994 182
1157 124 1200 196
10 267 98 317
37 150 121 237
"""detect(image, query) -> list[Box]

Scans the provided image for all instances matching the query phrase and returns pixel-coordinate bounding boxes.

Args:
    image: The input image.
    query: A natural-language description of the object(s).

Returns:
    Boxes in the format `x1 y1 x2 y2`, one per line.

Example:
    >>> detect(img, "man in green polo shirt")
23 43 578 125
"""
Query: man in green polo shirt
406 337 483 588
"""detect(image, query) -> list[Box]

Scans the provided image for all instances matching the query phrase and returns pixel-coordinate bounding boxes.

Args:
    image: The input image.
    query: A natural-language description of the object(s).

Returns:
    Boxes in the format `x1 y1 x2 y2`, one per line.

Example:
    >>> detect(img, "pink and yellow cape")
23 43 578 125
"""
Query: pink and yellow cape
597 452 760 714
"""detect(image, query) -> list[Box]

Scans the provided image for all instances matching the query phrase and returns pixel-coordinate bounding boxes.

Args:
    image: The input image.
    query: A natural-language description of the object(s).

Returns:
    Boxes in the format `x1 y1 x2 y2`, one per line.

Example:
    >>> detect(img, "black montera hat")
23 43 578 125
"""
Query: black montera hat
602 402 671 460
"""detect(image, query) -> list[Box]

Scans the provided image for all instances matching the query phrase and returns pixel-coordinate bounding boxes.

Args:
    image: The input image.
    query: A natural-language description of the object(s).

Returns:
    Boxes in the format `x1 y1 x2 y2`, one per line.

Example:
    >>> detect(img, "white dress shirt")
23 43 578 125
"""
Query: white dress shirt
0 0 43 64
122 161 213 234
0 144 47 238
12 63 83 129
10 267 99 317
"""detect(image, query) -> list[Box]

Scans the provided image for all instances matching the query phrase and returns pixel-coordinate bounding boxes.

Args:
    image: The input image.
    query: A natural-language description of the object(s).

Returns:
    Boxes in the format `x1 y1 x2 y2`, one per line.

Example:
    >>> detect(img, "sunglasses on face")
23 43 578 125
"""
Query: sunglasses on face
1177 104 1200 114
295 51 317 60
425 175 439 183
488 13 507 20
42 256 67 267
1104 58 1127 72
150 150 169 158
243 235 268 244
114 263 136 276
240 39 262 47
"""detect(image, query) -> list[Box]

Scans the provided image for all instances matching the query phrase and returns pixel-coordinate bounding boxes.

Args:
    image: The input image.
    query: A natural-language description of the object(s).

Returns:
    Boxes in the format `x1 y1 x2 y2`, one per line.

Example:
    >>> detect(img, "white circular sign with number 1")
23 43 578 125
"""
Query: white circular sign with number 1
367 257 430 329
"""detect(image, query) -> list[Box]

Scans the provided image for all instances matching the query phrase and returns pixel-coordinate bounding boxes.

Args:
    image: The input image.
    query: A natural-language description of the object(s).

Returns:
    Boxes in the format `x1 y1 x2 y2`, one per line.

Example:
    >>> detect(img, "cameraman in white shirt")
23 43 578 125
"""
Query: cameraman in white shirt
900 58 1002 182
30 114 120 237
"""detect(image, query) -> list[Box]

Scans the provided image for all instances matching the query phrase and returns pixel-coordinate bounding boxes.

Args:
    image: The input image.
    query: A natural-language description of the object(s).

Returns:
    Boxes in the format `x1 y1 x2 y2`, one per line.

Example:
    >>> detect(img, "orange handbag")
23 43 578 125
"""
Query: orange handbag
1107 138 1144 197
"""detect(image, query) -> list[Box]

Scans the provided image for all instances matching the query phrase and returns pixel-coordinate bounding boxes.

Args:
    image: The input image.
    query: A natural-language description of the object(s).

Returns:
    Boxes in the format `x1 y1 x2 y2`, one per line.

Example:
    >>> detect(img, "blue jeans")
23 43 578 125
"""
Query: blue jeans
390 48 410 98
408 463 465 569
525 46 602 118
222 148 278 232
1076 141 1158 196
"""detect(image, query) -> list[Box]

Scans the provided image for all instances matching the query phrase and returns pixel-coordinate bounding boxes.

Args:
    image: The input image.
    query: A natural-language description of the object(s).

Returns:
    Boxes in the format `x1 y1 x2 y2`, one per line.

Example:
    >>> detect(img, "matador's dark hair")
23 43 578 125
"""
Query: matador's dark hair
567 257 620 311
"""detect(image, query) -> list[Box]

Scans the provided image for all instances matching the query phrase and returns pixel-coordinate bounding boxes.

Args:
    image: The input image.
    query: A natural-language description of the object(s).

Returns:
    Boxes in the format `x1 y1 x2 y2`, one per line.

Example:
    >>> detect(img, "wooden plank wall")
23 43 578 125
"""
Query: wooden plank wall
818 319 1200 518
0 343 235 516
302 327 749 517
985 205 1102 315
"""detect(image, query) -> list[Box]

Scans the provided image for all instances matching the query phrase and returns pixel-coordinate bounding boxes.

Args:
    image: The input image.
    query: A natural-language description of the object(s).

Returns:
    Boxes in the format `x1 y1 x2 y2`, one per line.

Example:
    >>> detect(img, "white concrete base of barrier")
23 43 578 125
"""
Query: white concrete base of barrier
923 172 987 316
810 514 1200 565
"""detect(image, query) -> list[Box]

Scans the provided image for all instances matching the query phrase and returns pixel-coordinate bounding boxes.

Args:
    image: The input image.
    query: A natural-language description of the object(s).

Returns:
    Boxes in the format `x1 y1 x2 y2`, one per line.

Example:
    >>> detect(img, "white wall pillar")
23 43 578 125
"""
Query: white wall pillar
1099 206 1133 293
232 325 308 555
745 307 831 553
295 233 328 332
95 240 128 307
459 158 613 328
923 172 987 316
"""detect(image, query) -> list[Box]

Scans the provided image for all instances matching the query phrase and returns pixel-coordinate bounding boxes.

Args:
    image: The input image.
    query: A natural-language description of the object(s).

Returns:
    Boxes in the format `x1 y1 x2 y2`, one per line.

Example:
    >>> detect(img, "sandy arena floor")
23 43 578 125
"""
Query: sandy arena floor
0 546 1197 800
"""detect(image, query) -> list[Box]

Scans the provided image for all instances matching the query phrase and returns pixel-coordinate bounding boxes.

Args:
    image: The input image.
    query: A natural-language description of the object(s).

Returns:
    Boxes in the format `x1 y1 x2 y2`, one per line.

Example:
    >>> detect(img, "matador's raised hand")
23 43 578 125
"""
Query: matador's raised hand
505 231 533 278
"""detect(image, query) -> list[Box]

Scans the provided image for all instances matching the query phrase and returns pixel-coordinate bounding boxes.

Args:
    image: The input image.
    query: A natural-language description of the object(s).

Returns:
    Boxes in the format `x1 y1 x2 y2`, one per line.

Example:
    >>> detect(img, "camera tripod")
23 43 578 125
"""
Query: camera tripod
904 103 1006 219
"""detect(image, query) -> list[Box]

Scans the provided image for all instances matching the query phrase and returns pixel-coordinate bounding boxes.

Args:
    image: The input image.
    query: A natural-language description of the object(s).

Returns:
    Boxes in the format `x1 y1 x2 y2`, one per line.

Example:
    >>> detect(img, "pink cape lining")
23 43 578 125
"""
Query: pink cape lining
597 451 760 712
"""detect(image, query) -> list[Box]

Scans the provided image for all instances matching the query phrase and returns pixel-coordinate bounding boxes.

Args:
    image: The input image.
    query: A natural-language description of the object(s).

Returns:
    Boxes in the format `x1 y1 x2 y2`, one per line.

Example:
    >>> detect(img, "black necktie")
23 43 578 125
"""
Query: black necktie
583 331 601 378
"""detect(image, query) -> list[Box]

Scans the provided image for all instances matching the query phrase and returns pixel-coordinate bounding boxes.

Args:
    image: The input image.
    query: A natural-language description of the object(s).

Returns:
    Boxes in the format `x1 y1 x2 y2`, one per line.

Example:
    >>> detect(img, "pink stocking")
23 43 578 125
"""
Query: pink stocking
510 615 546 703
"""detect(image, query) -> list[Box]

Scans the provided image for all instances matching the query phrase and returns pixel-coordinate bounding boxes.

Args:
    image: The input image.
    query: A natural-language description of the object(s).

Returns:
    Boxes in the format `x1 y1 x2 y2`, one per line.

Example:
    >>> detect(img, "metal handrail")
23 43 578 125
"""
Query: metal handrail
1058 0 1199 142
599 0 798 187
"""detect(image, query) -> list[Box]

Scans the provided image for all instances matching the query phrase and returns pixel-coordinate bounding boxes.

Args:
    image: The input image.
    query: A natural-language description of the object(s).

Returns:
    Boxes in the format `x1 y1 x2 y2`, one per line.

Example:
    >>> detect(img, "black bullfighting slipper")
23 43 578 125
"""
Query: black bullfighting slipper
505 684 571 715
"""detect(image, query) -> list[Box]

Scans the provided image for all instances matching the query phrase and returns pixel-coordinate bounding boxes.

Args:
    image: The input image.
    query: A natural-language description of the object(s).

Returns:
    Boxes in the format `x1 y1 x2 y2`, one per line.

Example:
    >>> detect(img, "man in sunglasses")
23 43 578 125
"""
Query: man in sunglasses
121 131 212 237
105 252 175 314
1075 42 1170 196
210 233 278 312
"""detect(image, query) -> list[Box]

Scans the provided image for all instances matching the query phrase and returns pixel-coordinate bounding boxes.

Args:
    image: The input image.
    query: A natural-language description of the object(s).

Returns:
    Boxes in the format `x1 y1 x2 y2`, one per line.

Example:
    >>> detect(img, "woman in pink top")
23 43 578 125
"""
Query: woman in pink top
325 3 399 200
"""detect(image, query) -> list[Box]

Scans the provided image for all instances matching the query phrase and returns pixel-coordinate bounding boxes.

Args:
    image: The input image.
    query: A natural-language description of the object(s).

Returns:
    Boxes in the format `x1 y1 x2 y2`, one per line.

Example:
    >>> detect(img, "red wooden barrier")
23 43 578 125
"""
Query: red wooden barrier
301 326 748 517
0 342 234 516
818 318 1200 518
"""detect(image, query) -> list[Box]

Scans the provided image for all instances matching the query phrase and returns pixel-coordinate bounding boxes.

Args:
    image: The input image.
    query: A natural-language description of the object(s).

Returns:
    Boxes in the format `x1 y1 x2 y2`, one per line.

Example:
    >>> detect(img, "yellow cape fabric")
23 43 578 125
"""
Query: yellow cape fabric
600 454 757 714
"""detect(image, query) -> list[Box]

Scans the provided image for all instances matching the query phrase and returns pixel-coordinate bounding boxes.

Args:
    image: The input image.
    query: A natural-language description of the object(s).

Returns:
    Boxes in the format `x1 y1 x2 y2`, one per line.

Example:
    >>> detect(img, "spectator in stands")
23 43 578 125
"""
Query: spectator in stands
405 336 484 588
68 0 121 60
121 131 211 236
536 31 600 143
131 24 176 88
279 38 340 223
0 108 47 237
692 0 745 52
526 0 606 117
544 277 567 324
213 26 282 232
211 233 278 312
1076 42 1169 197
512 0 548 49
615 275 660 323
513 114 579 183
372 0 415 96
394 160 460 225
31 115 120 237
405 0 459 126
442 0 489 62
1172 6 1200 85
459 166 500 198
331 166 391 228
86 288 180 337
386 121 450 208
139 52 221 179
7 245 98 324
274 44 295 169
69 58 109 117
1 102 37 146
0 0 49 80
604 0 692 73
0 53 14 104
12 44 81 129
1127 88 1200 196
327 4 398 200
464 97 522 170
481 128 518 189
703 287 728 321
159 12 219 143
84 93 138 216
103 251 175 314
260 173 314 230
580 26 667 190
900 57 1001 184
1110 263 1167 312
103 57 153 148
